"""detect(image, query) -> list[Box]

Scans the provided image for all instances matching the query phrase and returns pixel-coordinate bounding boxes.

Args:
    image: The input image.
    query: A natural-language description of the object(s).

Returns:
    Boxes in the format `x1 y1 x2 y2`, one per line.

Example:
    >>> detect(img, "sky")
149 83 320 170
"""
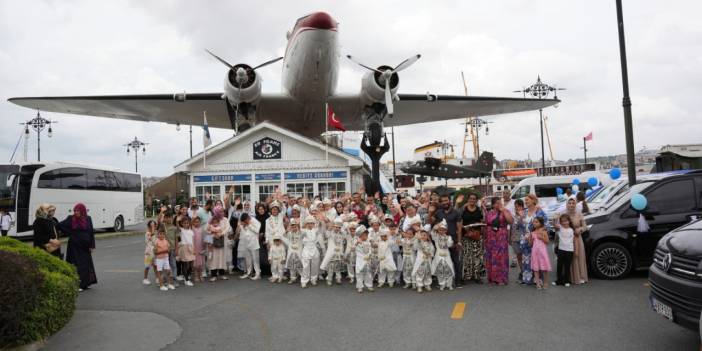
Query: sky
1 0 700 176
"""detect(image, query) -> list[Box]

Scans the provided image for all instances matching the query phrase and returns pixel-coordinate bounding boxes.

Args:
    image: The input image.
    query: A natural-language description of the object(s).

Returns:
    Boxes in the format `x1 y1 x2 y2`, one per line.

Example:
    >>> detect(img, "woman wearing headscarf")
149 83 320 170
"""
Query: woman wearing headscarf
563 197 588 284
255 203 271 276
207 205 233 281
33 203 62 258
59 203 97 291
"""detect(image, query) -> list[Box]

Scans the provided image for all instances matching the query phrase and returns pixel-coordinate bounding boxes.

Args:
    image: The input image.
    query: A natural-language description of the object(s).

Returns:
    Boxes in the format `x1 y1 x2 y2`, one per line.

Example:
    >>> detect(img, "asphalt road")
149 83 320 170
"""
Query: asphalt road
43 235 699 351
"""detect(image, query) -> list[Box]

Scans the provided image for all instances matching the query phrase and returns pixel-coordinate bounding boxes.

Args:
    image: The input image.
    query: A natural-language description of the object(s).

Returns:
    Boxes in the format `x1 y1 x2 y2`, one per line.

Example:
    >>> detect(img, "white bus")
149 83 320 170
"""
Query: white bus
0 162 144 237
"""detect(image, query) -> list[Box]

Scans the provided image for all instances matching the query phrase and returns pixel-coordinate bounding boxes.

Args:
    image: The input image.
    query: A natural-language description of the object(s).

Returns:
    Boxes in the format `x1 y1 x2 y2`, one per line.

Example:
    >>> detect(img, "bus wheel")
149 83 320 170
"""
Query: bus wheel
113 216 124 232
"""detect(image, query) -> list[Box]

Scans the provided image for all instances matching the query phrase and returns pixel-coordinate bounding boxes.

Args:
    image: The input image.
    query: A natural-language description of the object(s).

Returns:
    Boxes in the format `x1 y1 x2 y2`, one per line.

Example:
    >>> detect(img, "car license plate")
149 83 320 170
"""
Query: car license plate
652 298 673 321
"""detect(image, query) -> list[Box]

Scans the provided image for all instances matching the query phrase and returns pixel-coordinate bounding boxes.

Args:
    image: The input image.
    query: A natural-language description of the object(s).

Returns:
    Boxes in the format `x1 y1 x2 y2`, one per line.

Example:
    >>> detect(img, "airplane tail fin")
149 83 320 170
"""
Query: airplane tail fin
476 151 495 173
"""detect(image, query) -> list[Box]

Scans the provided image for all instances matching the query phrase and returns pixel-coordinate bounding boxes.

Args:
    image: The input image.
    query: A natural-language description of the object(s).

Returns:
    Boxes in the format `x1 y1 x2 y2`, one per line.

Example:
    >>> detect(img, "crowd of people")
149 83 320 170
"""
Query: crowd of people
143 186 590 293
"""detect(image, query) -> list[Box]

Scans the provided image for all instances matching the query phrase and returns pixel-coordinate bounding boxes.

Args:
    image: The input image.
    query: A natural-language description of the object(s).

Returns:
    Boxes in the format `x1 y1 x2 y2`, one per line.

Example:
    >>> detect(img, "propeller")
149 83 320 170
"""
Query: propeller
205 49 283 134
346 54 421 115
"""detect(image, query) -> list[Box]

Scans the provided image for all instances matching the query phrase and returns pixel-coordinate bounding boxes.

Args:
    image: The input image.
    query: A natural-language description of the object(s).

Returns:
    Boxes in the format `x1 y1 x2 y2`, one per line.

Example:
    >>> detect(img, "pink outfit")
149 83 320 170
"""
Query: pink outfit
529 231 552 271
193 227 205 269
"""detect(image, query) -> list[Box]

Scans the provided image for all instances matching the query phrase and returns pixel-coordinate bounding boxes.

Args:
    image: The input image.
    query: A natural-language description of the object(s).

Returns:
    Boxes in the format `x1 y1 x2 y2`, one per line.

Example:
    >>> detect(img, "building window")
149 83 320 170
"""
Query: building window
286 183 314 200
318 182 345 200
195 185 221 204
258 185 278 203
225 184 251 203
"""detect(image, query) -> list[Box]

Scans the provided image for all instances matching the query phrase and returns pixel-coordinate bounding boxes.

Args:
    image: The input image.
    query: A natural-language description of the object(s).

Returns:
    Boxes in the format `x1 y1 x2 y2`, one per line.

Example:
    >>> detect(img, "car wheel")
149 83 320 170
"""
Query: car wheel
591 242 632 280
113 216 124 232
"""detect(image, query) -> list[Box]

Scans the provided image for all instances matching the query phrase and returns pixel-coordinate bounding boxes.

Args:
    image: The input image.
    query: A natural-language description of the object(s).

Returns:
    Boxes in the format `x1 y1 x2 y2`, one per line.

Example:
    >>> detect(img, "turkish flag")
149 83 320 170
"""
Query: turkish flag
584 132 593 141
327 104 346 132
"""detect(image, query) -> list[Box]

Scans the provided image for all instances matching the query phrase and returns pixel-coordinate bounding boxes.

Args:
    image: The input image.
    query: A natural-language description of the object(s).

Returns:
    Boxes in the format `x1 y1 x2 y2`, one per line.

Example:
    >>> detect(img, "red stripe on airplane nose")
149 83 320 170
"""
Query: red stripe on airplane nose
302 12 337 30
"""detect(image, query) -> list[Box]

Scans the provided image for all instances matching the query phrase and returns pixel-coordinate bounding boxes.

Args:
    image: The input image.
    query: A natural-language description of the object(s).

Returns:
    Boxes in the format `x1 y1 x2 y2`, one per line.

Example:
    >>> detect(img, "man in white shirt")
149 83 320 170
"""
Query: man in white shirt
0 209 12 236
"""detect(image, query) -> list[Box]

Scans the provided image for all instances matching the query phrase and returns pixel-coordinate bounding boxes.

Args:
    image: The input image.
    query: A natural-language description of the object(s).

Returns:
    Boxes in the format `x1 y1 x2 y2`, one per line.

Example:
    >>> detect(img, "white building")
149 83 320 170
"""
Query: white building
174 122 370 204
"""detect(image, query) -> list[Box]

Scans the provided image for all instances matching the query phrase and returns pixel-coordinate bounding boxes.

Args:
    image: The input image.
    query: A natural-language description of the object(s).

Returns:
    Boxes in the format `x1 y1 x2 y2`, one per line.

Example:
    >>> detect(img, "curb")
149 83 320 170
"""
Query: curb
1 340 46 351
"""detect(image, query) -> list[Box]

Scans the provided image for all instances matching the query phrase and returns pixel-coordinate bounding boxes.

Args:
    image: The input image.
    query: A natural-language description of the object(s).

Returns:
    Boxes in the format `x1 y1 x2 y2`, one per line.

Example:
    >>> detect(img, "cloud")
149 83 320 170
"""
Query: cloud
1 0 701 176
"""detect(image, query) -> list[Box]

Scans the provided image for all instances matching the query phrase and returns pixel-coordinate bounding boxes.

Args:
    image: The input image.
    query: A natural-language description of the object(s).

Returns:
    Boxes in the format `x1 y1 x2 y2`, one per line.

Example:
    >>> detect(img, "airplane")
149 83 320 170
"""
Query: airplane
401 151 495 179
7 11 559 195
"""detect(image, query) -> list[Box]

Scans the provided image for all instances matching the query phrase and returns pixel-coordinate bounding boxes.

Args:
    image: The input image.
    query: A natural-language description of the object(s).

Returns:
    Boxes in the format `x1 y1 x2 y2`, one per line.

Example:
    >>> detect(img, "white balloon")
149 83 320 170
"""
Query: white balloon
572 185 579 192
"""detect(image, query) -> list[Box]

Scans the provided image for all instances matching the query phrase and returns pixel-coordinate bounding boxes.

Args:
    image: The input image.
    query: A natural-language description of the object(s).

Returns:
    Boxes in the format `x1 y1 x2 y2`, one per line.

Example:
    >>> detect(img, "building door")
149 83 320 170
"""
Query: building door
258 184 277 203
286 183 314 200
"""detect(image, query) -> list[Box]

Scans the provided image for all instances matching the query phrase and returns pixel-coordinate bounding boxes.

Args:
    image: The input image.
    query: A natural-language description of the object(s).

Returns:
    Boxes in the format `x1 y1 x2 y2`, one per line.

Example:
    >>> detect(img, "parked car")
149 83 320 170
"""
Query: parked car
583 170 702 279
648 218 702 332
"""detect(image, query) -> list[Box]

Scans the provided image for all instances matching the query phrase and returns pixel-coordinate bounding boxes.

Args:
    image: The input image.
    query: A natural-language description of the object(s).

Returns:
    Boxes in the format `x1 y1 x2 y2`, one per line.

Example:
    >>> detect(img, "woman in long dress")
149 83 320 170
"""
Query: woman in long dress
484 198 513 285
59 203 97 291
33 203 62 259
565 197 589 284
207 206 232 281
460 193 485 283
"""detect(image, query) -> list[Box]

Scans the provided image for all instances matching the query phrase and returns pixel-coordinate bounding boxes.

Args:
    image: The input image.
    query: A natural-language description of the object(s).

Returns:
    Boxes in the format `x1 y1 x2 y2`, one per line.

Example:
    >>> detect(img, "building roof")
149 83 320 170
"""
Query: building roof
659 144 702 158
173 121 366 171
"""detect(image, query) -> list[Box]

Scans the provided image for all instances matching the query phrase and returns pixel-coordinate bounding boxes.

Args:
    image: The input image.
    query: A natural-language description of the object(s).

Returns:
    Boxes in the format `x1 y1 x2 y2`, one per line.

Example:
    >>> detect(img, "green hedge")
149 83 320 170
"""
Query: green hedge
0 237 79 347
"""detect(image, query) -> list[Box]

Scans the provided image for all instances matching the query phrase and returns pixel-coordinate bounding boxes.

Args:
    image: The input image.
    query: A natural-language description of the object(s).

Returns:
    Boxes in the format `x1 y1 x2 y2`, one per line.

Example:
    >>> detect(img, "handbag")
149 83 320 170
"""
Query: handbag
212 235 225 248
45 226 61 253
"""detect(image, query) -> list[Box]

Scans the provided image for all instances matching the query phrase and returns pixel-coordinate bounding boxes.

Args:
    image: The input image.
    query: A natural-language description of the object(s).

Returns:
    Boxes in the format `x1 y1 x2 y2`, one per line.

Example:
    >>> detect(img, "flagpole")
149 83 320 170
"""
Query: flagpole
583 137 588 164
325 102 329 165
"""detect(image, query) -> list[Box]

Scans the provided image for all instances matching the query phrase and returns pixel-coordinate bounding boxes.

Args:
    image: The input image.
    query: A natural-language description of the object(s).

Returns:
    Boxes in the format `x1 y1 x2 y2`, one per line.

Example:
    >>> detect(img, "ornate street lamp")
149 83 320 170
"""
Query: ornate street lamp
124 137 148 172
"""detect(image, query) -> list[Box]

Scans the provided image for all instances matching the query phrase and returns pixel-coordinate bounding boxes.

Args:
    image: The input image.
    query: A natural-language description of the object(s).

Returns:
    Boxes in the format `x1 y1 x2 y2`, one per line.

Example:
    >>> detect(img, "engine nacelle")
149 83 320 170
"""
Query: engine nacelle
360 65 399 106
223 64 262 105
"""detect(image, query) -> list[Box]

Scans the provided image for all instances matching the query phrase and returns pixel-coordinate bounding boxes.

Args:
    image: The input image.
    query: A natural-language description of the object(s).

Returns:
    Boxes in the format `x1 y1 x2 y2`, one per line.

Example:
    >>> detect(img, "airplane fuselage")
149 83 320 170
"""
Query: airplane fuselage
281 12 339 109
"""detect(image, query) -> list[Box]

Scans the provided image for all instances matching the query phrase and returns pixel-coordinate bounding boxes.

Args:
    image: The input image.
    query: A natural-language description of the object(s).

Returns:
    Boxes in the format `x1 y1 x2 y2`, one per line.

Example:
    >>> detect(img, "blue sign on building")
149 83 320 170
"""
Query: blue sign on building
284 171 347 180
255 173 281 181
193 174 252 183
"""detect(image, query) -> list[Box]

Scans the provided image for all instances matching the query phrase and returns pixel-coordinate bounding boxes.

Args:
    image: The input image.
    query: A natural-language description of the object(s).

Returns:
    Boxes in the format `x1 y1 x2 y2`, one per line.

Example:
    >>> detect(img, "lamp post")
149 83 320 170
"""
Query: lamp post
176 124 193 158
22 111 55 162
616 0 637 186
124 137 148 173
514 76 565 176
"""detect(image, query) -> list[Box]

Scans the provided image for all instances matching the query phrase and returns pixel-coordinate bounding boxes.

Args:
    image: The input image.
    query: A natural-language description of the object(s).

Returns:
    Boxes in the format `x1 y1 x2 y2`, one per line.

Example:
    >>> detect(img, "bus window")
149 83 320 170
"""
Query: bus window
0 165 19 210
59 168 87 189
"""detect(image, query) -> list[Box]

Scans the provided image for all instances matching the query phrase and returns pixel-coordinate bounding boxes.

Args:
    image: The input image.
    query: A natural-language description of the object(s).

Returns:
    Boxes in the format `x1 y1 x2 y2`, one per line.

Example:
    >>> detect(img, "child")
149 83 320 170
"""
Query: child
300 215 321 288
388 223 403 284
268 235 287 283
143 220 158 285
191 216 205 283
412 230 435 293
354 226 374 293
399 229 417 289
177 217 196 286
285 219 304 284
238 213 261 280
344 221 358 283
554 214 574 287
161 211 180 286
320 217 346 285
529 216 552 290
368 215 382 242
377 230 397 288
154 226 175 291
431 220 455 291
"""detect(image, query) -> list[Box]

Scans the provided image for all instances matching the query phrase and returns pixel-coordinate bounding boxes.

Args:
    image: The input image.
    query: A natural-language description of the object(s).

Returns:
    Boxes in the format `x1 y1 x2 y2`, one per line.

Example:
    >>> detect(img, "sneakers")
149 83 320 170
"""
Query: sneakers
378 282 385 288
326 280 333 286
160 286 168 291
367 287 374 292
209 277 217 282
220 275 229 281
439 286 445 291
336 278 342 285
311 279 317 286
389 282 394 288
268 277 276 282
426 286 432 292
417 287 423 293
239 274 249 279
301 283 307 289
565 283 571 287
449 286 455 291
167 284 176 290
176 275 185 281
250 274 260 281
357 288 363 293
185 280 194 287
142 279 151 285
277 278 283 283
403 283 410 289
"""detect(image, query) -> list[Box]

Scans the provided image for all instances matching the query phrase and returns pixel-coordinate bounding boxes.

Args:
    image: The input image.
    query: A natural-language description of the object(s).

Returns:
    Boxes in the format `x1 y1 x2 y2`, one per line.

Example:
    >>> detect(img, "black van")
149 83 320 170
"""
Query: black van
583 170 702 279
648 219 702 332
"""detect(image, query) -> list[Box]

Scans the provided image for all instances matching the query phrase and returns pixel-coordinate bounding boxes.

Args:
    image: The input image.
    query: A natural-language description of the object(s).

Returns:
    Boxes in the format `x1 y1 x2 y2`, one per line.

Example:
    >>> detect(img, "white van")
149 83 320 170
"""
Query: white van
510 172 612 208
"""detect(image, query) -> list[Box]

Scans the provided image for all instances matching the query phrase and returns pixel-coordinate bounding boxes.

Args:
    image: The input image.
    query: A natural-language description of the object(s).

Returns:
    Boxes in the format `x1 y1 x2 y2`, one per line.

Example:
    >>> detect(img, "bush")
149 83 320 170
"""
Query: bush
0 237 78 347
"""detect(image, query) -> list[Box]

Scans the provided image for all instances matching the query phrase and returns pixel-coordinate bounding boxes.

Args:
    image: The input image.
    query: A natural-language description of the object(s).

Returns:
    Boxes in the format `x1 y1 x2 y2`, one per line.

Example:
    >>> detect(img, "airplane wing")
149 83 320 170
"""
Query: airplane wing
329 94 560 130
7 93 305 131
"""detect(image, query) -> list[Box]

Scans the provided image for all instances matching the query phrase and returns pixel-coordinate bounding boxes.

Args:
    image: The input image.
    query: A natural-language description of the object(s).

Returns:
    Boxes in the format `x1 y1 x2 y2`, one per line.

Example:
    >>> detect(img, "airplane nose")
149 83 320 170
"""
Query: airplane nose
304 12 337 30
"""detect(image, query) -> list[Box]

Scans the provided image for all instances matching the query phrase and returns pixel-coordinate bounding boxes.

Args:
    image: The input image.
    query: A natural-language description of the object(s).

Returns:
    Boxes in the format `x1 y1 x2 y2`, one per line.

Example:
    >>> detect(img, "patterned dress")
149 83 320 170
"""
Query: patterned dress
461 206 485 281
484 210 509 284
514 214 533 284
285 230 303 275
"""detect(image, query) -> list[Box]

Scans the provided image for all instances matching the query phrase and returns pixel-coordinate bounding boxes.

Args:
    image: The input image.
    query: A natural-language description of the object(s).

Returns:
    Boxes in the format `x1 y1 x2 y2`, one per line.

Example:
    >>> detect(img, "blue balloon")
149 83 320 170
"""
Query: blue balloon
572 178 581 185
556 187 564 195
631 194 647 211
610 167 621 180
588 177 598 187
586 189 593 196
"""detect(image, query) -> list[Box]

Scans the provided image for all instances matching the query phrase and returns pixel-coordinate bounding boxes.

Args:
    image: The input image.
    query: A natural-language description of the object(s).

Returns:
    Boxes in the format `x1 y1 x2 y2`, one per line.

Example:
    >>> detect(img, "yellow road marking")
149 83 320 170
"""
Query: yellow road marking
105 269 141 273
451 302 466 320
